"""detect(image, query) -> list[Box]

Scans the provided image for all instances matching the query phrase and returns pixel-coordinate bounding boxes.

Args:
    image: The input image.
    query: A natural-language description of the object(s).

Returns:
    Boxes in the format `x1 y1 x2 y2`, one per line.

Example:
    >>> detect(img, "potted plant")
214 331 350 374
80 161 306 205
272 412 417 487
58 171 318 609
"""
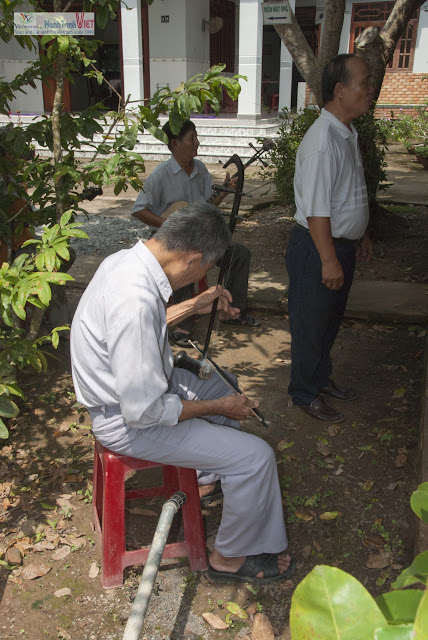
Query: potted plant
415 145 428 169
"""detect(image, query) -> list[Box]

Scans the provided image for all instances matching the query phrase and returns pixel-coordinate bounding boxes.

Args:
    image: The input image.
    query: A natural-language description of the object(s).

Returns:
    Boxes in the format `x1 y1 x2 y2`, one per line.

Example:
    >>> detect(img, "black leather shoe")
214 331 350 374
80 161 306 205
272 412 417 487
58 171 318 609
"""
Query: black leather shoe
321 379 358 401
297 397 344 423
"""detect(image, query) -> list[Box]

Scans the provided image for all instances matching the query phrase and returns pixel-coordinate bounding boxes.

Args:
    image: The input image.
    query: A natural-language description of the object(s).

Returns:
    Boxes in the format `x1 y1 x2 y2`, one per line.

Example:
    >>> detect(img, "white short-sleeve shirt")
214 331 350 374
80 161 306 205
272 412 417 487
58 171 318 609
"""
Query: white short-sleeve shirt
294 108 369 240
132 156 212 227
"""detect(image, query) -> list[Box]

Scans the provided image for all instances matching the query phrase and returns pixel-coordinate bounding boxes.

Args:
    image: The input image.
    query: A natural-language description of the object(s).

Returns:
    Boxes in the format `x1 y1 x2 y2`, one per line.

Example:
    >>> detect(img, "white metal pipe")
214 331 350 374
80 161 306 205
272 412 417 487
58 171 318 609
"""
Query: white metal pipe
122 491 187 640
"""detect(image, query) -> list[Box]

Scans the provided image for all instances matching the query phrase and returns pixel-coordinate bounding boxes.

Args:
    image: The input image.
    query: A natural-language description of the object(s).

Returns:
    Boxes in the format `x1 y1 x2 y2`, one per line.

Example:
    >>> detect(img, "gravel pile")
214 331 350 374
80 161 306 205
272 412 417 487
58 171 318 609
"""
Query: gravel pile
70 214 152 258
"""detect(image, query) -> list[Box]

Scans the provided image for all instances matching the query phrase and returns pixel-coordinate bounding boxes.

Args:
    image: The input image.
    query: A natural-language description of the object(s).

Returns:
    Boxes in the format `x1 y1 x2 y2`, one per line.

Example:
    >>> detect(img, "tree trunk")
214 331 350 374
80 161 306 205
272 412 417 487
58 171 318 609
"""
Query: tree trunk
51 52 67 221
275 0 346 107
354 0 425 100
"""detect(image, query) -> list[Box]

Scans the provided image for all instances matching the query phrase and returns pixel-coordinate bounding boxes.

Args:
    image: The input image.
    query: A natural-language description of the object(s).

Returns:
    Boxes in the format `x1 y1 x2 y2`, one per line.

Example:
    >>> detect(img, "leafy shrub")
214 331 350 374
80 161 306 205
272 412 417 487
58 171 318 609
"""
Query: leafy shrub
262 107 319 206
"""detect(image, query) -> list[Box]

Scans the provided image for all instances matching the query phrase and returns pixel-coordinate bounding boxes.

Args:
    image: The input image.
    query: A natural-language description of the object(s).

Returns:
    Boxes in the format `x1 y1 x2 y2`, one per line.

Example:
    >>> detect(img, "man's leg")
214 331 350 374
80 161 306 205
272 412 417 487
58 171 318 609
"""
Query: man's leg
89 369 288 561
223 242 250 314
312 240 356 391
286 226 338 406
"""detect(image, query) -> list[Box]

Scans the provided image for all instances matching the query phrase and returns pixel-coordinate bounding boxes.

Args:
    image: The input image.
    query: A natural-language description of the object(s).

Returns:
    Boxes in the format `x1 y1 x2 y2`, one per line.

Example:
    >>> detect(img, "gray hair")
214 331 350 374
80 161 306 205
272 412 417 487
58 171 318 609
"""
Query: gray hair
322 54 357 105
155 202 231 265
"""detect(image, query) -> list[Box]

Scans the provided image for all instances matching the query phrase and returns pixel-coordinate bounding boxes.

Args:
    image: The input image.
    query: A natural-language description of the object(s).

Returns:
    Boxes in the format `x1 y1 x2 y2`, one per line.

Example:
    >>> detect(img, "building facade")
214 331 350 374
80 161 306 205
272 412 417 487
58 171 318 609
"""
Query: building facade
1 0 427 119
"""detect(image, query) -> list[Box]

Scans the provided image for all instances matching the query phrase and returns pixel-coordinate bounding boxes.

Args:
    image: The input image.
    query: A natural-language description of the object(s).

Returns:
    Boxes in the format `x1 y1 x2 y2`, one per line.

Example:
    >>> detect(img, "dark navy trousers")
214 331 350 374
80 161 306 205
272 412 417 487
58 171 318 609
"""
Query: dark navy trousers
285 225 356 406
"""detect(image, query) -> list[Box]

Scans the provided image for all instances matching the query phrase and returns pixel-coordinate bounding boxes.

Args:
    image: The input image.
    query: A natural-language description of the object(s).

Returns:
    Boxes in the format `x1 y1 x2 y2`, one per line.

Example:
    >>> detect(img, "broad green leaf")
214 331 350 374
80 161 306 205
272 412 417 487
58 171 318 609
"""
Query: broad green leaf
0 396 19 418
375 590 423 624
410 483 428 524
57 36 69 53
392 551 428 589
374 624 414 639
60 211 73 227
0 418 9 440
413 589 428 639
290 565 386 639
226 602 248 619
43 248 57 272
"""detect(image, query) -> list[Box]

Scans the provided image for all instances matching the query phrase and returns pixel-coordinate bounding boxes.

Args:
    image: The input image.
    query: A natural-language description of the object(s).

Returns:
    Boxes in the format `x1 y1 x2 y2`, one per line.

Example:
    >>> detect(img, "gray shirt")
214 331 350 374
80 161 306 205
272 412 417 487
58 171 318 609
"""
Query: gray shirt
70 241 183 429
294 109 369 240
132 156 212 226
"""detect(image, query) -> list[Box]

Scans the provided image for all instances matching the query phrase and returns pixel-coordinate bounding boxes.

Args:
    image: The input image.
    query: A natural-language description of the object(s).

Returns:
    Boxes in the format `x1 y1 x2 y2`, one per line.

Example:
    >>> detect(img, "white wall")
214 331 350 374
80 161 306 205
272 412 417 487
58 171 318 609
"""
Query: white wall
0 23 44 114
148 0 210 96
413 3 428 72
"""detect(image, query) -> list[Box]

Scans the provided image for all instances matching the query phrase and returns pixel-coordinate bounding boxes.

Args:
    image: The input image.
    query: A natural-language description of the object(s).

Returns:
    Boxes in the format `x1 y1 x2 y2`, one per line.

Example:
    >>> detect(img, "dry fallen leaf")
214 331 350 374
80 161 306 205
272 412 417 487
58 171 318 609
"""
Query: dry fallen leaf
327 425 339 437
362 480 375 492
252 612 275 640
202 612 228 629
302 544 312 559
293 509 314 521
316 442 331 457
33 542 56 552
89 562 100 579
320 511 341 520
52 546 71 561
366 552 393 569
362 534 385 549
56 628 71 640
313 540 321 552
21 561 52 580
54 587 71 598
395 453 407 468
277 440 294 452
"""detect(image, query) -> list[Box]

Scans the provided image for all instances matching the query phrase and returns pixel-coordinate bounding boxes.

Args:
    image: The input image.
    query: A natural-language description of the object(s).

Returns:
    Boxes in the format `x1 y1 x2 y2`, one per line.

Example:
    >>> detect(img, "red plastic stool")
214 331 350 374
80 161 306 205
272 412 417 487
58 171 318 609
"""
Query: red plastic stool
92 440 208 588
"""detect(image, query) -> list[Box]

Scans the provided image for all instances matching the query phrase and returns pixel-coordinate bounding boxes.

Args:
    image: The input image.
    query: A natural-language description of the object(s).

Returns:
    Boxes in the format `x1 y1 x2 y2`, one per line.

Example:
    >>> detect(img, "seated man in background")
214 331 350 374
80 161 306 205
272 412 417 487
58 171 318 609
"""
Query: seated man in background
132 119 260 347
71 203 294 584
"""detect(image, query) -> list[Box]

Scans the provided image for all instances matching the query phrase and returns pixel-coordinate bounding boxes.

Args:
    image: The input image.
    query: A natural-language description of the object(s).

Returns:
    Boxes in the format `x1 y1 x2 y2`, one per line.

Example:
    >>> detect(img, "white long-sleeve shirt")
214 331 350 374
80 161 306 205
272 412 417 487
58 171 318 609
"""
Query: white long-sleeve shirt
70 241 183 429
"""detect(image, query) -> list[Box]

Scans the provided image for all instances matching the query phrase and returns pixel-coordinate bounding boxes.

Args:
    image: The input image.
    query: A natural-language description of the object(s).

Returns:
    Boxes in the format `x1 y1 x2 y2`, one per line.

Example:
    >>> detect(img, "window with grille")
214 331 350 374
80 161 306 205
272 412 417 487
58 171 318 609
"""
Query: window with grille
350 2 419 71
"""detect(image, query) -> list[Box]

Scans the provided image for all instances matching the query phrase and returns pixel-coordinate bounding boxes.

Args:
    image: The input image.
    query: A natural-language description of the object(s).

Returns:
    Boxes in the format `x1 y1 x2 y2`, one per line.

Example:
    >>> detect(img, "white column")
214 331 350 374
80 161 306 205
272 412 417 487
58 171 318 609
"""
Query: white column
121 0 145 107
278 0 295 111
238 0 263 120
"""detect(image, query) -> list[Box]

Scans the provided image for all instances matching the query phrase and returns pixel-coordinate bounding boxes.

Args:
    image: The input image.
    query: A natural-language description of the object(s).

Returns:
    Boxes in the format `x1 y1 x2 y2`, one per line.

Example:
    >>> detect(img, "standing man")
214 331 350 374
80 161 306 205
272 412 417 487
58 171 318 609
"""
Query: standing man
132 119 259 346
286 54 373 423
71 203 294 584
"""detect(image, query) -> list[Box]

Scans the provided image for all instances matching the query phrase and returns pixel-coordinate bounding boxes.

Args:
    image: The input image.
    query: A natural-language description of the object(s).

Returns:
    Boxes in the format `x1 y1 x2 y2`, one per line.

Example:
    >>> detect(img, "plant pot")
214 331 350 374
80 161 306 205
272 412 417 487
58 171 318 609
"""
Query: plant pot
415 155 428 169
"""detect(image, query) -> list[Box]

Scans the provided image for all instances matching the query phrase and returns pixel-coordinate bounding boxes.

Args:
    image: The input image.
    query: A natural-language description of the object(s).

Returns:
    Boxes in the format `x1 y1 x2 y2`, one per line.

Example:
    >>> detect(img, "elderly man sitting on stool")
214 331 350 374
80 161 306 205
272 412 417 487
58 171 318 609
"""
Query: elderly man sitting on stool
71 202 294 584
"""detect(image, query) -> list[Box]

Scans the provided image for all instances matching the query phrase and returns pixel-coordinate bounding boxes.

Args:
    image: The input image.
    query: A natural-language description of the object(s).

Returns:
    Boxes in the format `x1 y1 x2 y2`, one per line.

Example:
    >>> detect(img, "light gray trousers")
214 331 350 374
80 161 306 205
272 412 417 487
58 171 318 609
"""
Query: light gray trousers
89 368 288 558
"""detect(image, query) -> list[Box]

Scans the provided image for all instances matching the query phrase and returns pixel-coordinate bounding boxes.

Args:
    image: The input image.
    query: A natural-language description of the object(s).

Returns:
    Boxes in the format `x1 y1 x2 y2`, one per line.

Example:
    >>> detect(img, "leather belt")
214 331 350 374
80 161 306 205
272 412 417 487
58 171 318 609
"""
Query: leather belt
294 222 359 246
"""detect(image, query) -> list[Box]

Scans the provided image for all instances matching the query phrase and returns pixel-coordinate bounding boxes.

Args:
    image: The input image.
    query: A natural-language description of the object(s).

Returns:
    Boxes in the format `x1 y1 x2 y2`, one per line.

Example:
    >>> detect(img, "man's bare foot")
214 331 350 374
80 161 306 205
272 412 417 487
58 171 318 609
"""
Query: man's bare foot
209 549 292 578
198 482 217 499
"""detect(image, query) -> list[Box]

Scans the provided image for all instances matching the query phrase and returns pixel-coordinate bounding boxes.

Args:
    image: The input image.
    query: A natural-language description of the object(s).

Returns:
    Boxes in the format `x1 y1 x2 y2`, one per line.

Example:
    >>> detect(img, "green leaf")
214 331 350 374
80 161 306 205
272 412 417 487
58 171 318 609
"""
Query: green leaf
375 590 424 624
57 36 69 53
226 602 248 619
392 551 428 589
0 397 19 418
290 565 386 639
413 589 428 638
60 211 73 227
43 248 57 272
0 418 9 440
410 482 428 524
374 624 414 639
0 559 14 569
40 502 56 510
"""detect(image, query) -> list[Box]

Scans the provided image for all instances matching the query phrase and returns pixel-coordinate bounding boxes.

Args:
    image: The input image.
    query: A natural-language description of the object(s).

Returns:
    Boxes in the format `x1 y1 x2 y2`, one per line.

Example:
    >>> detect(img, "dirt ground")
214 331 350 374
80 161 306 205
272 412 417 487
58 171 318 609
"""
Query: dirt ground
0 196 427 639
